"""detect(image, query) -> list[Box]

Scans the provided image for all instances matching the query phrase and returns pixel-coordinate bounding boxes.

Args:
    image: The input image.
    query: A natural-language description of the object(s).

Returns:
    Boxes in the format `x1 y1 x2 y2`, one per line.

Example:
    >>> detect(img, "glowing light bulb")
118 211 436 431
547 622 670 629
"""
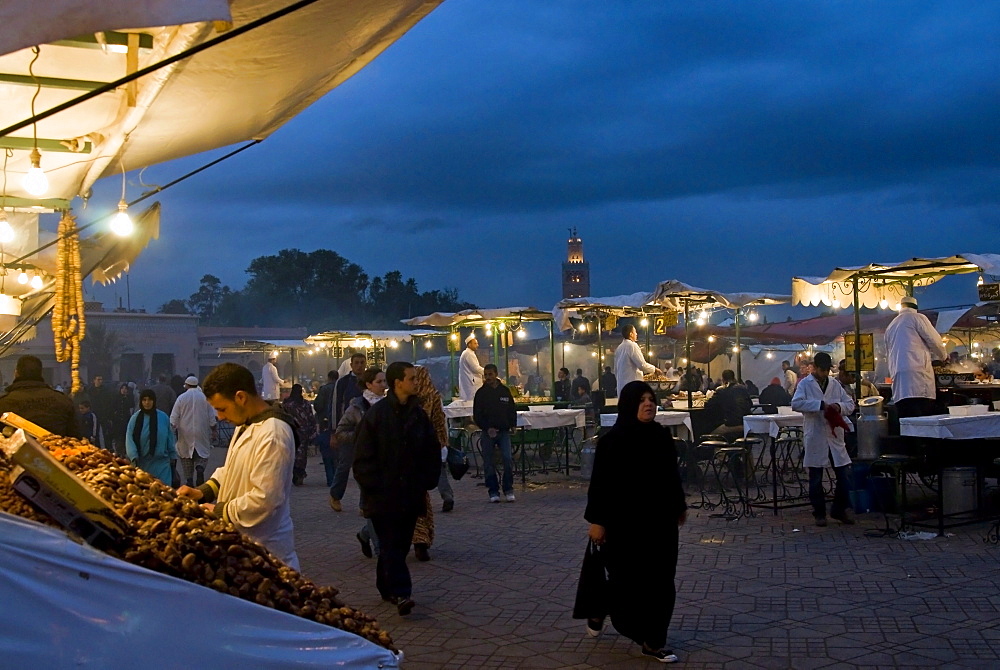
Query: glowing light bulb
748 312 759 322
648 350 654 356
640 318 649 327
30 274 43 289
424 340 432 349
578 323 587 332
978 274 985 286
532 356 537 362
591 352 597 357
680 358 687 364
973 342 980 348
23 148 48 196
707 335 716 342
389 340 398 348
516 330 526 339
498 322 506 331
699 311 708 321
894 302 901 311
17 271 28 284
732 345 739 353
111 199 134 236
562 343 569 351
696 318 706 327
450 333 458 340
0 212 14 244
485 325 492 335
879 298 889 310
831 299 841 309
766 352 774 359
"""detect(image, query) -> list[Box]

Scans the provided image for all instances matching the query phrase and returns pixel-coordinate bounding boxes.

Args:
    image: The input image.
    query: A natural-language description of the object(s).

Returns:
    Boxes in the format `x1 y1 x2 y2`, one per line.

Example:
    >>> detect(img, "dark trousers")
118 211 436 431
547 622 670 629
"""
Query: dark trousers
809 464 852 519
371 514 419 599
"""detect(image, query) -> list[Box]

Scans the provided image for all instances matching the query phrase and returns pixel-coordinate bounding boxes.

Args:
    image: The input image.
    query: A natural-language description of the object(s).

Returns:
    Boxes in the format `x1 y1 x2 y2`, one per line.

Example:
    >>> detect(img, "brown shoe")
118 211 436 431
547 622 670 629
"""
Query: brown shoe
329 496 342 512
396 598 415 616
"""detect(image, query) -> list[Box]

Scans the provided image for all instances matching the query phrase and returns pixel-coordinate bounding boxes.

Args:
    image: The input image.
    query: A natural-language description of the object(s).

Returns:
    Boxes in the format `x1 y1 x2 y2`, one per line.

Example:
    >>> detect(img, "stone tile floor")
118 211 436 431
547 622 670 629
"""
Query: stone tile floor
270 452 1000 668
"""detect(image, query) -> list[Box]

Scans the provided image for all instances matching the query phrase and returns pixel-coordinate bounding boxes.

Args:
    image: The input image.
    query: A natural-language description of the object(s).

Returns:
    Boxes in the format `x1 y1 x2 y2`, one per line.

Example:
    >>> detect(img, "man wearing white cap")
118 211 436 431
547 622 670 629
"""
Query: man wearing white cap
458 333 485 401
884 295 948 418
261 353 286 403
170 375 217 487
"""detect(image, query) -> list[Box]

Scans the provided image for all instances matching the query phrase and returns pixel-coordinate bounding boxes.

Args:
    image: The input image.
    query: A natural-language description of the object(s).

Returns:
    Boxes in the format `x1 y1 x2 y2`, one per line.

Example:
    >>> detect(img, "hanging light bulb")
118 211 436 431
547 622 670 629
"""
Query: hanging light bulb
766 351 774 359
516 330 526 339
978 274 985 286
879 298 889 310
424 340 432 349
696 317 706 327
17 270 28 284
640 317 649 327
0 210 13 244
111 199 134 236
578 323 587 332
30 273 43 289
707 335 716 343
748 311 759 322
699 310 708 321
831 298 841 309
732 345 739 353
23 148 48 196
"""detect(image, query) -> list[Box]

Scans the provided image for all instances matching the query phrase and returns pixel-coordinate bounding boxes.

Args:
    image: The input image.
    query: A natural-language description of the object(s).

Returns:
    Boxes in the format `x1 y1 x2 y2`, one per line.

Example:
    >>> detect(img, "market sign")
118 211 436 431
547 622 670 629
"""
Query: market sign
843 333 874 372
653 311 679 335
978 282 1000 302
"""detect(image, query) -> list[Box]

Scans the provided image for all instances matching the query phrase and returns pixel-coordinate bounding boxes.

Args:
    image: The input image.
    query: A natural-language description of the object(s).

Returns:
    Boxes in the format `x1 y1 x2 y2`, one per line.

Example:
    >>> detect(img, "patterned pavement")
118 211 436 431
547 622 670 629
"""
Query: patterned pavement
231 447 1000 669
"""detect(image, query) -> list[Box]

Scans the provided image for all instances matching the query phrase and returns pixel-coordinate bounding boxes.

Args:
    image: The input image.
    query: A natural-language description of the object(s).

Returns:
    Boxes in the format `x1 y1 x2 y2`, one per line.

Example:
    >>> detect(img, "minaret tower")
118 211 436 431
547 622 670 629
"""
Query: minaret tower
561 227 590 299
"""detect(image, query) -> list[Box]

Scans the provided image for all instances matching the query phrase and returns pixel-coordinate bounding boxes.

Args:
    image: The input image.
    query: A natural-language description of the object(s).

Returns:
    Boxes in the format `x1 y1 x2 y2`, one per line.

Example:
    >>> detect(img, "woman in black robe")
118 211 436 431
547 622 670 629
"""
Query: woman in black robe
584 380 687 663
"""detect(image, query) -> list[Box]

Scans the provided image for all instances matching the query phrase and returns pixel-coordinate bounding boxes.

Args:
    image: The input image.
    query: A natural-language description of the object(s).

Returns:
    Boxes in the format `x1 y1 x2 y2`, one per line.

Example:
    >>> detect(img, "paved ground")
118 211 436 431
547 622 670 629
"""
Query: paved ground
224 449 1000 669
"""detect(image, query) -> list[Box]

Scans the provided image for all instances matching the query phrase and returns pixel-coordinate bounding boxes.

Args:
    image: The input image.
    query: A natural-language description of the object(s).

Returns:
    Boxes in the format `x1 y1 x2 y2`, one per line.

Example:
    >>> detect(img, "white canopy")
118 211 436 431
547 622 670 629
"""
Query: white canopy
0 0 445 205
791 253 1000 308
552 292 654 332
649 279 791 312
403 307 550 328
305 329 445 346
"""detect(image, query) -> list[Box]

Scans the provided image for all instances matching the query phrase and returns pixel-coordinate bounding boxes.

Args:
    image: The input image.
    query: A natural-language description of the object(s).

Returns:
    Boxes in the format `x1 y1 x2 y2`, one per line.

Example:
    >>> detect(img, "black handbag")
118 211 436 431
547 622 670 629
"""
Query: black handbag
446 446 469 480
572 539 609 620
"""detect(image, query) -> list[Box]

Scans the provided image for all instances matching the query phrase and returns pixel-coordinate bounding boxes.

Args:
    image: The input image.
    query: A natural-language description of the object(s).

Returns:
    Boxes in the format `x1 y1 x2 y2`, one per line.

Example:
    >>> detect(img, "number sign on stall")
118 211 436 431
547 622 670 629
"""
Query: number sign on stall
653 311 678 335
978 282 1000 302
843 333 874 372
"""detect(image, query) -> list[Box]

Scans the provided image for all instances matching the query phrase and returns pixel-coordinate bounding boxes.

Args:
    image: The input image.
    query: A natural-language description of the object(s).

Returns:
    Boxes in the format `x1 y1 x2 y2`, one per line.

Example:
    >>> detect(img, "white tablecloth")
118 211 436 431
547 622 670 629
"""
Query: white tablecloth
899 413 1000 440
443 404 585 429
743 413 804 438
600 411 692 440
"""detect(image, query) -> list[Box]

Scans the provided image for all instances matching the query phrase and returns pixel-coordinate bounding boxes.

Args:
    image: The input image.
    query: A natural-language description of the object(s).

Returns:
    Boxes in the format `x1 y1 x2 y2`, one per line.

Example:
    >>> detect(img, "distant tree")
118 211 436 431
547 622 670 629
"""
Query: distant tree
158 299 191 315
188 274 232 323
81 323 130 380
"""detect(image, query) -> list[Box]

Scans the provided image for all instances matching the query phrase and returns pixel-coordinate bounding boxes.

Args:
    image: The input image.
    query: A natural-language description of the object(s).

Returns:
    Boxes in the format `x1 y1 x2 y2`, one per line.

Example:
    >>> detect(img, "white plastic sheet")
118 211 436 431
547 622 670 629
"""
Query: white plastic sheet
0 512 399 668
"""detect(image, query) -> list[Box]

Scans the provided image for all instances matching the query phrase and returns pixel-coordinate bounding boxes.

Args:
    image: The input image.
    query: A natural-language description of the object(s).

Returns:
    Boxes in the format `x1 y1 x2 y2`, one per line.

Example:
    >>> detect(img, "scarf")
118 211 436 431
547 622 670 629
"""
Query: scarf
132 390 158 457
363 389 385 406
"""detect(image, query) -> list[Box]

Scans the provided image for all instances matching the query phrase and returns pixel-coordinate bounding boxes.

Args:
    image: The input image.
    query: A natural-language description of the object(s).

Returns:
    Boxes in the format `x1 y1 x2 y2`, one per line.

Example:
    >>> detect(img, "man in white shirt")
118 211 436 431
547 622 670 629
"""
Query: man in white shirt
614 324 661 396
260 353 286 402
458 334 485 401
170 375 217 487
781 360 797 396
884 295 948 417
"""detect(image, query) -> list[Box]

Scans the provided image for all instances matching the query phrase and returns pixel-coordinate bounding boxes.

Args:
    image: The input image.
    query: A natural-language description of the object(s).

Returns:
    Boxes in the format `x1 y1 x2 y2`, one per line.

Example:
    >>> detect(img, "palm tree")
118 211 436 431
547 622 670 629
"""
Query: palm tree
81 323 130 380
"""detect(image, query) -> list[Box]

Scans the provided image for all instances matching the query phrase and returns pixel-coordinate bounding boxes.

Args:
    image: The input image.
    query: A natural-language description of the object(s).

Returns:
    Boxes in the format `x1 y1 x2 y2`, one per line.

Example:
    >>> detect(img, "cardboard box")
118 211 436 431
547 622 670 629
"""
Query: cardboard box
1 429 127 549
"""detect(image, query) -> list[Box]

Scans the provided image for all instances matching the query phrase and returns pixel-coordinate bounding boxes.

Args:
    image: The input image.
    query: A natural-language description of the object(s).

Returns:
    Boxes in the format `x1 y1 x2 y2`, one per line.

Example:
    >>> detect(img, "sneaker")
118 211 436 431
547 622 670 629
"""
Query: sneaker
329 497 342 512
356 531 373 559
442 499 454 512
396 598 415 616
585 618 606 637
489 495 501 503
641 646 678 663
505 493 516 502
815 517 828 527
831 509 856 525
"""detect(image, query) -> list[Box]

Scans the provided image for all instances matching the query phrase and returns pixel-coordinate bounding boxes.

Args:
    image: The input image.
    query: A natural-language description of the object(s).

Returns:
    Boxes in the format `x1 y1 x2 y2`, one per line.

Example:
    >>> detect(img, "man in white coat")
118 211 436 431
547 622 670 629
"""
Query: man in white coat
614 324 661 396
178 363 299 570
791 352 856 527
260 353 286 402
170 375 217 487
458 334 485 401
884 295 948 418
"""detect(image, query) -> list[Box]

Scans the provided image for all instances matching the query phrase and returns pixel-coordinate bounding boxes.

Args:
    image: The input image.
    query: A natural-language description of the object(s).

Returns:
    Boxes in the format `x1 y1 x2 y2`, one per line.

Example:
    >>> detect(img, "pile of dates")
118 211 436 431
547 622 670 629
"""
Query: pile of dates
0 449 62 527
29 436 394 651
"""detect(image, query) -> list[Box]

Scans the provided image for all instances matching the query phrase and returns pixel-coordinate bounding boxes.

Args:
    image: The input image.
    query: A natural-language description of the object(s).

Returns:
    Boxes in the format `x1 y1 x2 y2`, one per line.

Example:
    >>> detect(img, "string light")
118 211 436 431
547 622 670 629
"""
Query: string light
17 271 28 284
30 274 43 289
879 298 889 310
516 330 526 339
23 48 48 197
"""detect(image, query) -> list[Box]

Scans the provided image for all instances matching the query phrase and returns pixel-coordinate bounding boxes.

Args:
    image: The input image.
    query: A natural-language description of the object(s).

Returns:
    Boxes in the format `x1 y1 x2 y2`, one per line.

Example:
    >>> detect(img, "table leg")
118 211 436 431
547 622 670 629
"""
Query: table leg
772 439 779 516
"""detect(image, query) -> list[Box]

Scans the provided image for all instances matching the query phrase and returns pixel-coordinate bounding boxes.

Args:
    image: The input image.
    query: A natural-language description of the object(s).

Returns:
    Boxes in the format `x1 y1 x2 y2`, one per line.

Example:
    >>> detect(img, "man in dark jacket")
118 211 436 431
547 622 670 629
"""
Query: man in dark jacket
312 370 339 488
758 377 792 407
329 353 366 511
600 366 617 398
704 369 753 440
0 356 81 437
555 367 571 401
572 368 591 398
353 361 440 616
473 363 518 503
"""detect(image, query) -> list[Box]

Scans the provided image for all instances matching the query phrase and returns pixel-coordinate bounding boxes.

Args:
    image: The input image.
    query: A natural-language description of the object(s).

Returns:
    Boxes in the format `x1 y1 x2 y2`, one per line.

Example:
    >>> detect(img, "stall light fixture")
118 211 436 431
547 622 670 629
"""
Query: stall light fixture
0 210 14 244
578 323 587 332
766 351 773 359
978 273 985 286
680 358 687 364
424 340 432 349
532 356 537 362
450 333 458 341
591 352 597 357
17 271 28 284
648 350 654 356
562 343 569 351
695 317 706 327
640 317 649 327
498 322 506 331
389 339 398 348
879 298 889 310
29 274 42 289
973 342 980 348
485 325 492 335
516 329 526 339
707 335 716 343
699 310 708 320
110 199 133 236
23 147 48 196
747 312 759 322
731 345 739 353
831 298 841 309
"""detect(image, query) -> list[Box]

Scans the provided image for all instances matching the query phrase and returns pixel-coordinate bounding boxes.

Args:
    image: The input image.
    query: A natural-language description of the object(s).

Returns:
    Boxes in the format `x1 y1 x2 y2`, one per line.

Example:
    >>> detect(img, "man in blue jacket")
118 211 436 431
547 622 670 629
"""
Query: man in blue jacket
474 364 518 503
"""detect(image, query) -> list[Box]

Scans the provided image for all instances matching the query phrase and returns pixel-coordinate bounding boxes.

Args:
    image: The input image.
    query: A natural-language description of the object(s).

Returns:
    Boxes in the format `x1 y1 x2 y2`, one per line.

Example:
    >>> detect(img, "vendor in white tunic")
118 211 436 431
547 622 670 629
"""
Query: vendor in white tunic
178 362 299 570
458 334 485 401
260 353 287 402
884 295 948 418
791 352 856 527
614 324 662 396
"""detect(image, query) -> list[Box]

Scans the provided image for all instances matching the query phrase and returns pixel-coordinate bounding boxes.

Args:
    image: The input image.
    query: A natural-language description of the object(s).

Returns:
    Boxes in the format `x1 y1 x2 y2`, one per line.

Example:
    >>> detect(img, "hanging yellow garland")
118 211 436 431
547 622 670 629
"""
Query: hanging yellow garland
53 211 85 393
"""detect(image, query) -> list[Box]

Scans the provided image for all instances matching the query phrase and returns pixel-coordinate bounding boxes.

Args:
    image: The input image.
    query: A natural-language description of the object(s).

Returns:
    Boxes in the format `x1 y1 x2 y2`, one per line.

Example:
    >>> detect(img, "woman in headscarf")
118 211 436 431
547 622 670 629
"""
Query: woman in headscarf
281 383 317 486
409 366 452 561
582 380 686 663
111 383 135 459
126 389 178 485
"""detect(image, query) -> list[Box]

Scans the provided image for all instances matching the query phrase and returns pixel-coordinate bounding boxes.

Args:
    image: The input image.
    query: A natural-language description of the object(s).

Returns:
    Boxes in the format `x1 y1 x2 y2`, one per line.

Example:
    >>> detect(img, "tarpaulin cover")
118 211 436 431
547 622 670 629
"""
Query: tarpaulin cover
0 512 400 668
552 292 654 332
649 280 790 311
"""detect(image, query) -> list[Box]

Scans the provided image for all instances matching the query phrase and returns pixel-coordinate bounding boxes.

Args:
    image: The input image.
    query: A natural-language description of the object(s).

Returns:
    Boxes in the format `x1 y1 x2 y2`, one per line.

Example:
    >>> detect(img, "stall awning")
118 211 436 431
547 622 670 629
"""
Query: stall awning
791 253 1000 308
216 338 310 354
403 308 551 328
649 280 791 311
305 329 445 346
552 292 654 332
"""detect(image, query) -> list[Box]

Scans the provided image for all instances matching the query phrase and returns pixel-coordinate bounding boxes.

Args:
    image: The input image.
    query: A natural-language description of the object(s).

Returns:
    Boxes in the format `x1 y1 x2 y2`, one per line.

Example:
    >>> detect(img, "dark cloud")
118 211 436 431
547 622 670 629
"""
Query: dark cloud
85 0 1000 315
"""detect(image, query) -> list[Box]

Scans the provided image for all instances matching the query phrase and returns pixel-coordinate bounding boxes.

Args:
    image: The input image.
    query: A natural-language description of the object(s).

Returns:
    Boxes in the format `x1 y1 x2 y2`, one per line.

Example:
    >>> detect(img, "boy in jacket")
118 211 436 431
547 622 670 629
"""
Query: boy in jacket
473 364 518 503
